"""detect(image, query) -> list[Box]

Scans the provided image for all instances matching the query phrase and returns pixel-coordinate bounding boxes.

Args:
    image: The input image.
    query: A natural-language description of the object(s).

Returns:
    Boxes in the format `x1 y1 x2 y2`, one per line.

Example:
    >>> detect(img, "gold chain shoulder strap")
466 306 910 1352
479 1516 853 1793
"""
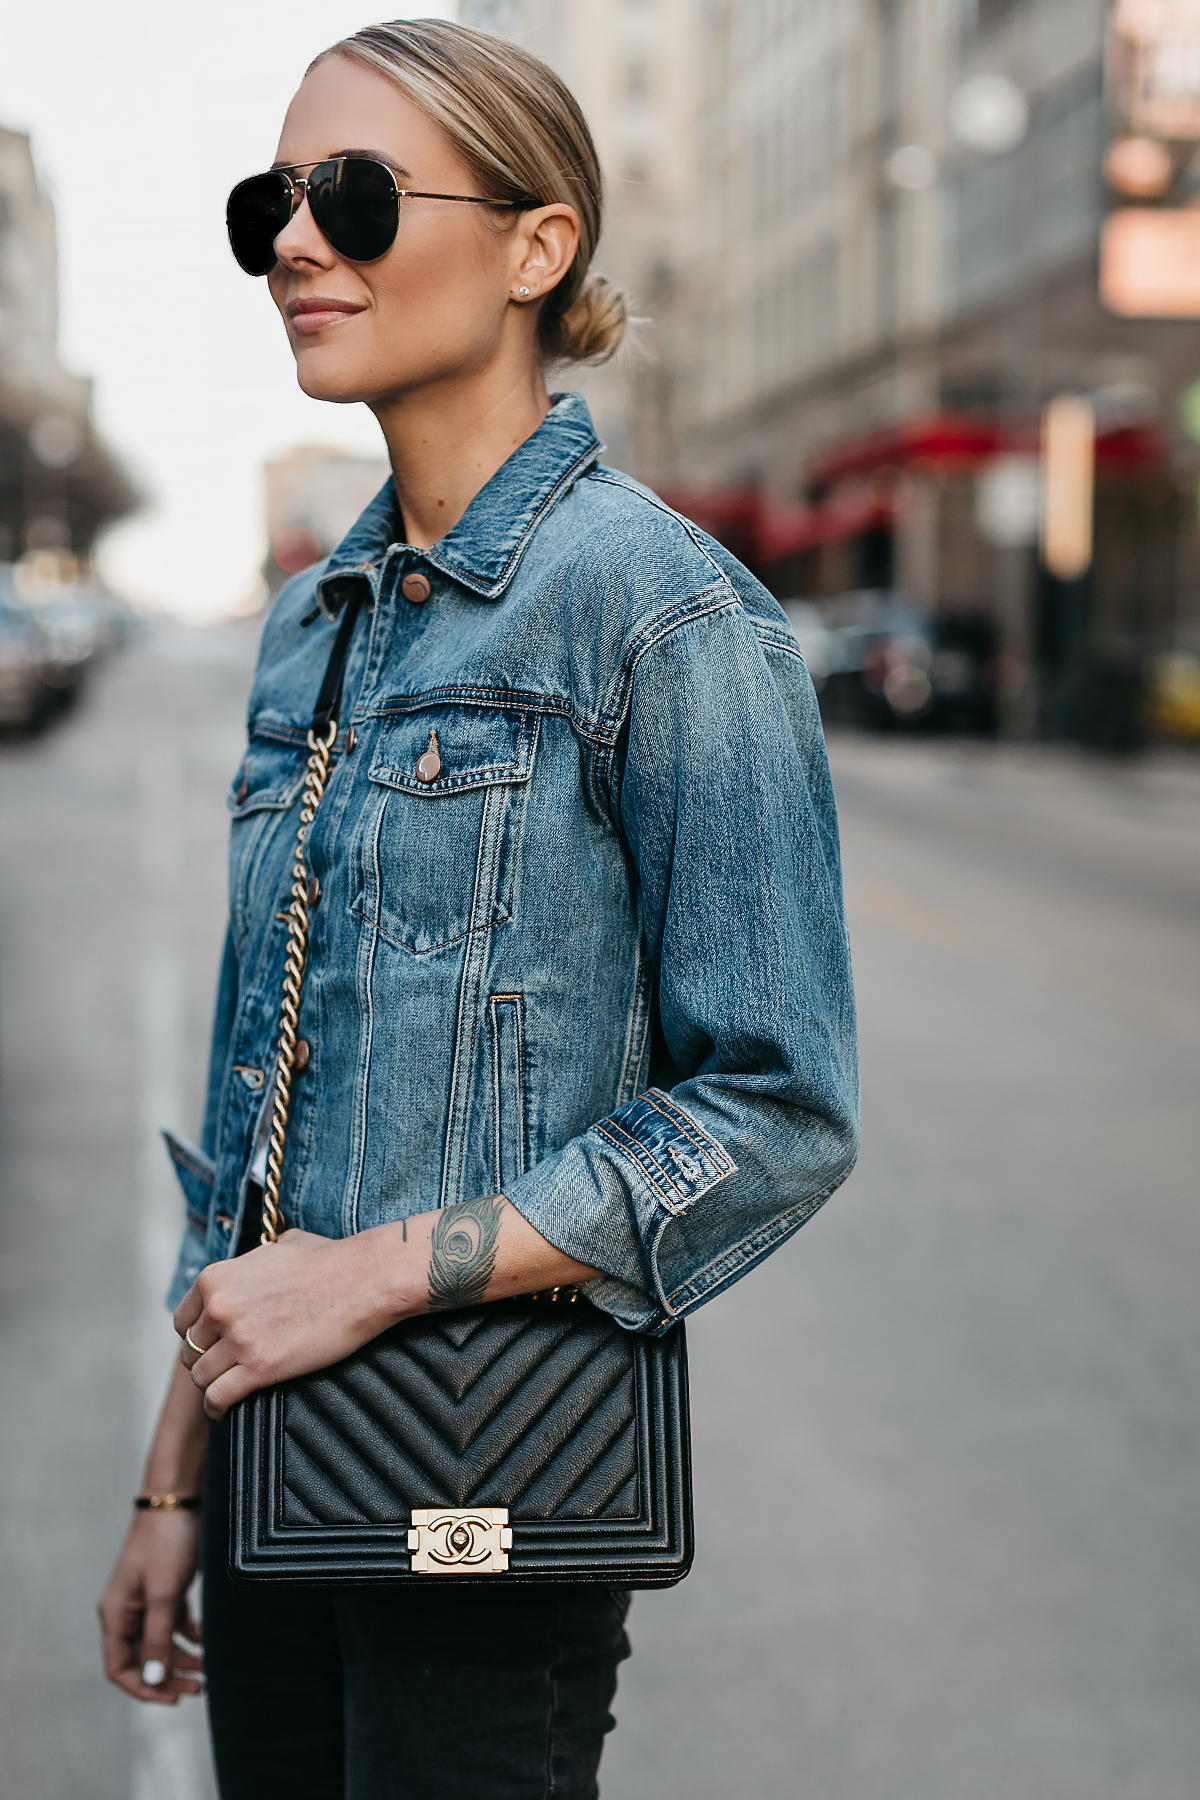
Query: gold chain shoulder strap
259 720 337 1244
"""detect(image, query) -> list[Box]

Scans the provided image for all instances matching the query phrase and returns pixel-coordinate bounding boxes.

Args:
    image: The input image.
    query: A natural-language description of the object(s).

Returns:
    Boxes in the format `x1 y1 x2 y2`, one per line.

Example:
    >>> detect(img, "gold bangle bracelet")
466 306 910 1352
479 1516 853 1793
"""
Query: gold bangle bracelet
134 1493 203 1512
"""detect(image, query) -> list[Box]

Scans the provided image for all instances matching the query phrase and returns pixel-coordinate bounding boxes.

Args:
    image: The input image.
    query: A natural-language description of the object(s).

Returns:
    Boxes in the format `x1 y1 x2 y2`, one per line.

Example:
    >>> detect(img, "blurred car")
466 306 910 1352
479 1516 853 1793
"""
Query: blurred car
779 600 837 689
1145 650 1200 741
814 590 1001 734
33 591 107 692
0 566 126 731
0 598 53 731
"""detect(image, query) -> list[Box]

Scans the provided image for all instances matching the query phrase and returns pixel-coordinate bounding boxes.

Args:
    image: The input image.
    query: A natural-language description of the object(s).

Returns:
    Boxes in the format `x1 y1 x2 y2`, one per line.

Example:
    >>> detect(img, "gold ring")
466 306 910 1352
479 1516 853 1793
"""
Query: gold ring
184 1328 206 1357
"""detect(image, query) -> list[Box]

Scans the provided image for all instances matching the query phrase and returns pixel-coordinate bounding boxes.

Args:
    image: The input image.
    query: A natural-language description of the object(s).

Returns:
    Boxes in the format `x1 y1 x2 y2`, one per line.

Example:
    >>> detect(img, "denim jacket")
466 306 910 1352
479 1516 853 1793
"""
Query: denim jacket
166 392 859 1333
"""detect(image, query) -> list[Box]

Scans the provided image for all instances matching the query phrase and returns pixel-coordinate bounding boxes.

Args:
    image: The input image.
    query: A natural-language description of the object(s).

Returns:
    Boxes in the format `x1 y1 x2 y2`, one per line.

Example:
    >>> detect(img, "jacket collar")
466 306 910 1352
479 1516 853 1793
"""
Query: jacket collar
316 391 601 617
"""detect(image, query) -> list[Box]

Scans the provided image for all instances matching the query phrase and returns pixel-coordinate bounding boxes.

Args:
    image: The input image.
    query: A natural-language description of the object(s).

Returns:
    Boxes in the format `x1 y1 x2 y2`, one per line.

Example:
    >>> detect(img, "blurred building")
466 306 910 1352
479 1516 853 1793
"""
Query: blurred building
263 445 390 594
460 0 698 474
0 126 135 565
470 0 1200 736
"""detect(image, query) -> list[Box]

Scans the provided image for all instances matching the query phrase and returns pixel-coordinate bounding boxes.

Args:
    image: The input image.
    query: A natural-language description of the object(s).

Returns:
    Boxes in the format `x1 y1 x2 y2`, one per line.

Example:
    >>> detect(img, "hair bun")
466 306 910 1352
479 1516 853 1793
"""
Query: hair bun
542 272 627 366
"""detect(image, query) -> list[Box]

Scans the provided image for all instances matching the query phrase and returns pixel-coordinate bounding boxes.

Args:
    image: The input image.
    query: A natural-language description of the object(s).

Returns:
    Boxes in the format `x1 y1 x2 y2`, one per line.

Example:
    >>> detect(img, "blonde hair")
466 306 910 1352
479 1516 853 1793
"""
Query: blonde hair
311 18 626 366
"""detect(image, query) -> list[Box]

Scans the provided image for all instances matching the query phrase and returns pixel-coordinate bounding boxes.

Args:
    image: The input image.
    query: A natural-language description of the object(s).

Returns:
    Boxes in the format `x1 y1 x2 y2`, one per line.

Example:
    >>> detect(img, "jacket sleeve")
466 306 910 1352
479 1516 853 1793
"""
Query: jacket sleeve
164 922 240 1311
504 600 859 1334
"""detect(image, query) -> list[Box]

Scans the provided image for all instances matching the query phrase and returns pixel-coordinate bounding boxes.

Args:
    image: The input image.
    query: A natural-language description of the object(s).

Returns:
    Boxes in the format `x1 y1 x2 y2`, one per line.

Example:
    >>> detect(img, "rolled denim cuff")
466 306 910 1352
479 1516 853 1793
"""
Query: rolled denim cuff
504 1088 736 1335
166 1224 209 1315
162 1128 216 1312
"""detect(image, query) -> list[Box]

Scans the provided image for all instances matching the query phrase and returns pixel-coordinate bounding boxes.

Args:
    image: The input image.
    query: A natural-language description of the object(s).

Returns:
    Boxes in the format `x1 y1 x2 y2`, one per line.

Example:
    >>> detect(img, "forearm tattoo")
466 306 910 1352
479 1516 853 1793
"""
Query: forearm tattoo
427 1195 506 1312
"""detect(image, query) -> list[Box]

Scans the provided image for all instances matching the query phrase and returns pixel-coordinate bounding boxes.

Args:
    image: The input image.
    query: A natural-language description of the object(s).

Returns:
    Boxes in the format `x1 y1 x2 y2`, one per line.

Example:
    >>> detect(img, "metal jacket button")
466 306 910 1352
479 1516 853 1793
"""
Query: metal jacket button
294 1038 311 1071
307 875 320 906
416 728 442 783
401 572 431 604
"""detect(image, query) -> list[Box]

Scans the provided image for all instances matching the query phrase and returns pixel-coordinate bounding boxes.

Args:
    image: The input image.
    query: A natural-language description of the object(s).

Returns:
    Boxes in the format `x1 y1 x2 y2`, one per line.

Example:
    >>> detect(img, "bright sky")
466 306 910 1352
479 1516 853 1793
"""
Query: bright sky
0 1 454 620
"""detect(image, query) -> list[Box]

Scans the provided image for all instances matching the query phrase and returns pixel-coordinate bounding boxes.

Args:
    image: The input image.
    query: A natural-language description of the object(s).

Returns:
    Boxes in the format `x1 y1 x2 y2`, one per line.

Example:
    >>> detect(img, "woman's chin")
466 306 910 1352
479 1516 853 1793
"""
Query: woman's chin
293 356 376 406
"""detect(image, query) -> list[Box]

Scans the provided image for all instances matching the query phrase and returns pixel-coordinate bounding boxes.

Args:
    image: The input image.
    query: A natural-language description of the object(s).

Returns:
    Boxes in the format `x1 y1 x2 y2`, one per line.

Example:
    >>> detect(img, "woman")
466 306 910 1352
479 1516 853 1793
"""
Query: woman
98 19 858 1799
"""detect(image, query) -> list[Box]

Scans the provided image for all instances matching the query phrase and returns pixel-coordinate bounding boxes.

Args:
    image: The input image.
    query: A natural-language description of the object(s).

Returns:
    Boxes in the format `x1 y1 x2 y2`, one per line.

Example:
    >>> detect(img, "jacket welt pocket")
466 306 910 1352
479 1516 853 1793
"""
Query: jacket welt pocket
357 705 538 957
488 993 529 1194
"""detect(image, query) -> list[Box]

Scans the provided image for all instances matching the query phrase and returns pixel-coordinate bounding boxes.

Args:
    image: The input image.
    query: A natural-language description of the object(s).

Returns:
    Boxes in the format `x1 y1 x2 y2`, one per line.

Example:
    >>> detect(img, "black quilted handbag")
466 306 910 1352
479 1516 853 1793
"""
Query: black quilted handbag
229 590 693 1586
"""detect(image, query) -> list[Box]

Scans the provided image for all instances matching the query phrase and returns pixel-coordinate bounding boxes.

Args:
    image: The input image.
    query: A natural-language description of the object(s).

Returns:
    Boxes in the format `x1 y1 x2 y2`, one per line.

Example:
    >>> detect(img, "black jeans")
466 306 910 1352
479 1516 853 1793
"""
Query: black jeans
202 1422 631 1800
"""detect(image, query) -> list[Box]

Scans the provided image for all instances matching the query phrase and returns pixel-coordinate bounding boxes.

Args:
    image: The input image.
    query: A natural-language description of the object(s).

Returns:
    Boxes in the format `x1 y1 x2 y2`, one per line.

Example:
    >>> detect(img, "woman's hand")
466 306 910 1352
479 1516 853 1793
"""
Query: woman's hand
176 1203 601 1418
98 1511 204 1705
98 1361 209 1705
175 1229 397 1419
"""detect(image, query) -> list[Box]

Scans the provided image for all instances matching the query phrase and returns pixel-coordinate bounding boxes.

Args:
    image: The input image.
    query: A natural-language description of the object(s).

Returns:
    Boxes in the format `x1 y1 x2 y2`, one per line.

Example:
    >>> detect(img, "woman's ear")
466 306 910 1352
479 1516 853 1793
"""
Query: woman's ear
510 204 580 304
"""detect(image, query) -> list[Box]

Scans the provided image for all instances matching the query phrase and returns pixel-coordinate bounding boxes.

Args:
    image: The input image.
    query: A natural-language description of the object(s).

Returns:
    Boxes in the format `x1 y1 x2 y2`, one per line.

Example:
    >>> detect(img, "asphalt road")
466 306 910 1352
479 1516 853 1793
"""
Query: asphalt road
1 630 1197 1800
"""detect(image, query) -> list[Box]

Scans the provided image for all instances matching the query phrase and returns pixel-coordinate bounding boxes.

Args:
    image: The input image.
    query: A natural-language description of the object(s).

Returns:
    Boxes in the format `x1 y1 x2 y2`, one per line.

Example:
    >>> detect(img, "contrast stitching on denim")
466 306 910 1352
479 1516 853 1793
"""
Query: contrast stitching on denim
440 783 506 1207
427 438 601 598
369 766 532 795
349 732 528 953
589 587 741 828
641 1090 736 1176
344 790 384 1236
615 943 652 1107
488 993 527 1194
230 805 292 954
352 904 508 959
592 1119 695 1213
489 1000 504 1195
162 1136 216 1186
364 687 620 752
599 585 739 742
592 1119 679 1204
368 708 534 791
753 626 808 666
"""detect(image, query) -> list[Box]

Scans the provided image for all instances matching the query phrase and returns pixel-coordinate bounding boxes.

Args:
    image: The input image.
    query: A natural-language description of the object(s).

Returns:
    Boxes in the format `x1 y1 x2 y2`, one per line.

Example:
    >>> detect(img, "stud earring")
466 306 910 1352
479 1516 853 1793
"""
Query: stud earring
518 286 530 298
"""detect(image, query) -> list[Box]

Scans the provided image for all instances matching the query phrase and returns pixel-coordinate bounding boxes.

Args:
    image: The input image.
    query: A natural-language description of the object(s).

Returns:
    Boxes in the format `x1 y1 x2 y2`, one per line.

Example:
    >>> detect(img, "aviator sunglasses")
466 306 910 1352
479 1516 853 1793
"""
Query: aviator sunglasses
227 156 534 276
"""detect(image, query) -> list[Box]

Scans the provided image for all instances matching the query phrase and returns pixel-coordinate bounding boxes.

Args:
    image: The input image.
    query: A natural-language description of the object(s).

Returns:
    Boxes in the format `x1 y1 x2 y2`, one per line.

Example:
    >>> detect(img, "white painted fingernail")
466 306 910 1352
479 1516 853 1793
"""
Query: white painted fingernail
142 1659 166 1686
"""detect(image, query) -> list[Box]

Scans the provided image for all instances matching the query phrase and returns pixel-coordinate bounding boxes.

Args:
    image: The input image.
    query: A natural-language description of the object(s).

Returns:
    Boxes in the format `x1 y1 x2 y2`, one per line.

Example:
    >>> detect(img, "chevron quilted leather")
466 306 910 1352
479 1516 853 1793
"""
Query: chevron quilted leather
230 1296 693 1586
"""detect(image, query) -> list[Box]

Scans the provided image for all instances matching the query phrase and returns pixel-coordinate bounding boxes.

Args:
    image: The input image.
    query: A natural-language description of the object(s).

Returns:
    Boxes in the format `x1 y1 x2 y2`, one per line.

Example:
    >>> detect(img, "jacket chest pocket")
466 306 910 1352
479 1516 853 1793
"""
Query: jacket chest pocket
226 737 307 946
355 705 539 957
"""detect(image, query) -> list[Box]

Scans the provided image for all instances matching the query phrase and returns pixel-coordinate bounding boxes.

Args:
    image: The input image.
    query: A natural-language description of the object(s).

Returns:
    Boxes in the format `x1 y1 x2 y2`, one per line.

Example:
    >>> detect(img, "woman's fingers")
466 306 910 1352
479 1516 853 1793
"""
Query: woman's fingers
99 1591 147 1686
99 1506 204 1706
99 1596 185 1706
199 1362 259 1420
172 1281 203 1340
178 1315 220 1371
185 1333 237 1390
138 1586 185 1700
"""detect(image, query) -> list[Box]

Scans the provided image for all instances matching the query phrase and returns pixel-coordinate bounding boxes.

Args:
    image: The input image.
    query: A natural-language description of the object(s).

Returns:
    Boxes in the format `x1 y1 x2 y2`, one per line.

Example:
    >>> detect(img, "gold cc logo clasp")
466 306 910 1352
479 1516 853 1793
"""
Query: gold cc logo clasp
407 1508 512 1574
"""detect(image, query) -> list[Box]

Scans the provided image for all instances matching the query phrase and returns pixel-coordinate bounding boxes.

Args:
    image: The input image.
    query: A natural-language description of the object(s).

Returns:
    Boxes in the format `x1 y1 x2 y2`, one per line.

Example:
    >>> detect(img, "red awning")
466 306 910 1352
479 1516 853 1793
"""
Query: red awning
660 485 895 568
806 412 1165 487
659 412 1166 574
755 490 895 562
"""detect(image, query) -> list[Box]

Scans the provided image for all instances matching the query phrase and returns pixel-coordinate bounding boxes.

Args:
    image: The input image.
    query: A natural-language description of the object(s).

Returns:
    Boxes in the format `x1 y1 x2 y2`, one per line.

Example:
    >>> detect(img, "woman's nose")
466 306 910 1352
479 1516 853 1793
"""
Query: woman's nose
273 188 334 270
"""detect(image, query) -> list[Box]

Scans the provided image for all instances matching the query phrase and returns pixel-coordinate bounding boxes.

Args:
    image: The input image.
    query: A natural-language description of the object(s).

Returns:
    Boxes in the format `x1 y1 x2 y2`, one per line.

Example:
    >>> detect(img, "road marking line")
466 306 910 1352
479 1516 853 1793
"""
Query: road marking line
132 740 216 1800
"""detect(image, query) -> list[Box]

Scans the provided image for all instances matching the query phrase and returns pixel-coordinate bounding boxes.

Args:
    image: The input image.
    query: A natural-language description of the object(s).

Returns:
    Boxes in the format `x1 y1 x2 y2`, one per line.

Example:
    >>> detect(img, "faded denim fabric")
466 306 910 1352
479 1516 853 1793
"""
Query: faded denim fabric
166 392 859 1333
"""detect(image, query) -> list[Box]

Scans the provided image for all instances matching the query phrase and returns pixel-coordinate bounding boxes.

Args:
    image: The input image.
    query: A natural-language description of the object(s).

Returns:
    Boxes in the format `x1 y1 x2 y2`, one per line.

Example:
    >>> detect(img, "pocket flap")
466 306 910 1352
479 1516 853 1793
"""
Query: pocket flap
369 706 537 796
227 737 307 817
161 1129 216 1227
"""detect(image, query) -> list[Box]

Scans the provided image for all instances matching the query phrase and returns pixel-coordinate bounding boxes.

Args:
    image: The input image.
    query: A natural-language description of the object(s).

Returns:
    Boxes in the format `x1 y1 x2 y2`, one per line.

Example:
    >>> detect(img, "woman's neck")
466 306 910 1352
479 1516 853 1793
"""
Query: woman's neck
372 359 552 550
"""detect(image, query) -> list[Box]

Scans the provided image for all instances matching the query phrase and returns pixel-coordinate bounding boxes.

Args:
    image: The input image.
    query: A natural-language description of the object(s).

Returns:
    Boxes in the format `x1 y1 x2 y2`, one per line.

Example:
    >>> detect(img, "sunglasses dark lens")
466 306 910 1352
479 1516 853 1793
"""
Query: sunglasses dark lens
307 158 399 263
227 172 293 276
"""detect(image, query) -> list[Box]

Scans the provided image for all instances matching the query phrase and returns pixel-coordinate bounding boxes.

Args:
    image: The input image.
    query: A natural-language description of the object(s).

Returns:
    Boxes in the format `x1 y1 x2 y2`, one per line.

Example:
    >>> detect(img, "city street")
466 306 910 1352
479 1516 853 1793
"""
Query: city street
1 631 1198 1800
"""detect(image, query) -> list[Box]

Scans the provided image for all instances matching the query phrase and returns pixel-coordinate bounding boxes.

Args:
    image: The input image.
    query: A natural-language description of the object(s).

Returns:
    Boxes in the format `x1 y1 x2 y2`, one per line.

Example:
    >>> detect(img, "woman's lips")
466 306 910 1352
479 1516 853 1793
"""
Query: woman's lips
288 298 367 336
